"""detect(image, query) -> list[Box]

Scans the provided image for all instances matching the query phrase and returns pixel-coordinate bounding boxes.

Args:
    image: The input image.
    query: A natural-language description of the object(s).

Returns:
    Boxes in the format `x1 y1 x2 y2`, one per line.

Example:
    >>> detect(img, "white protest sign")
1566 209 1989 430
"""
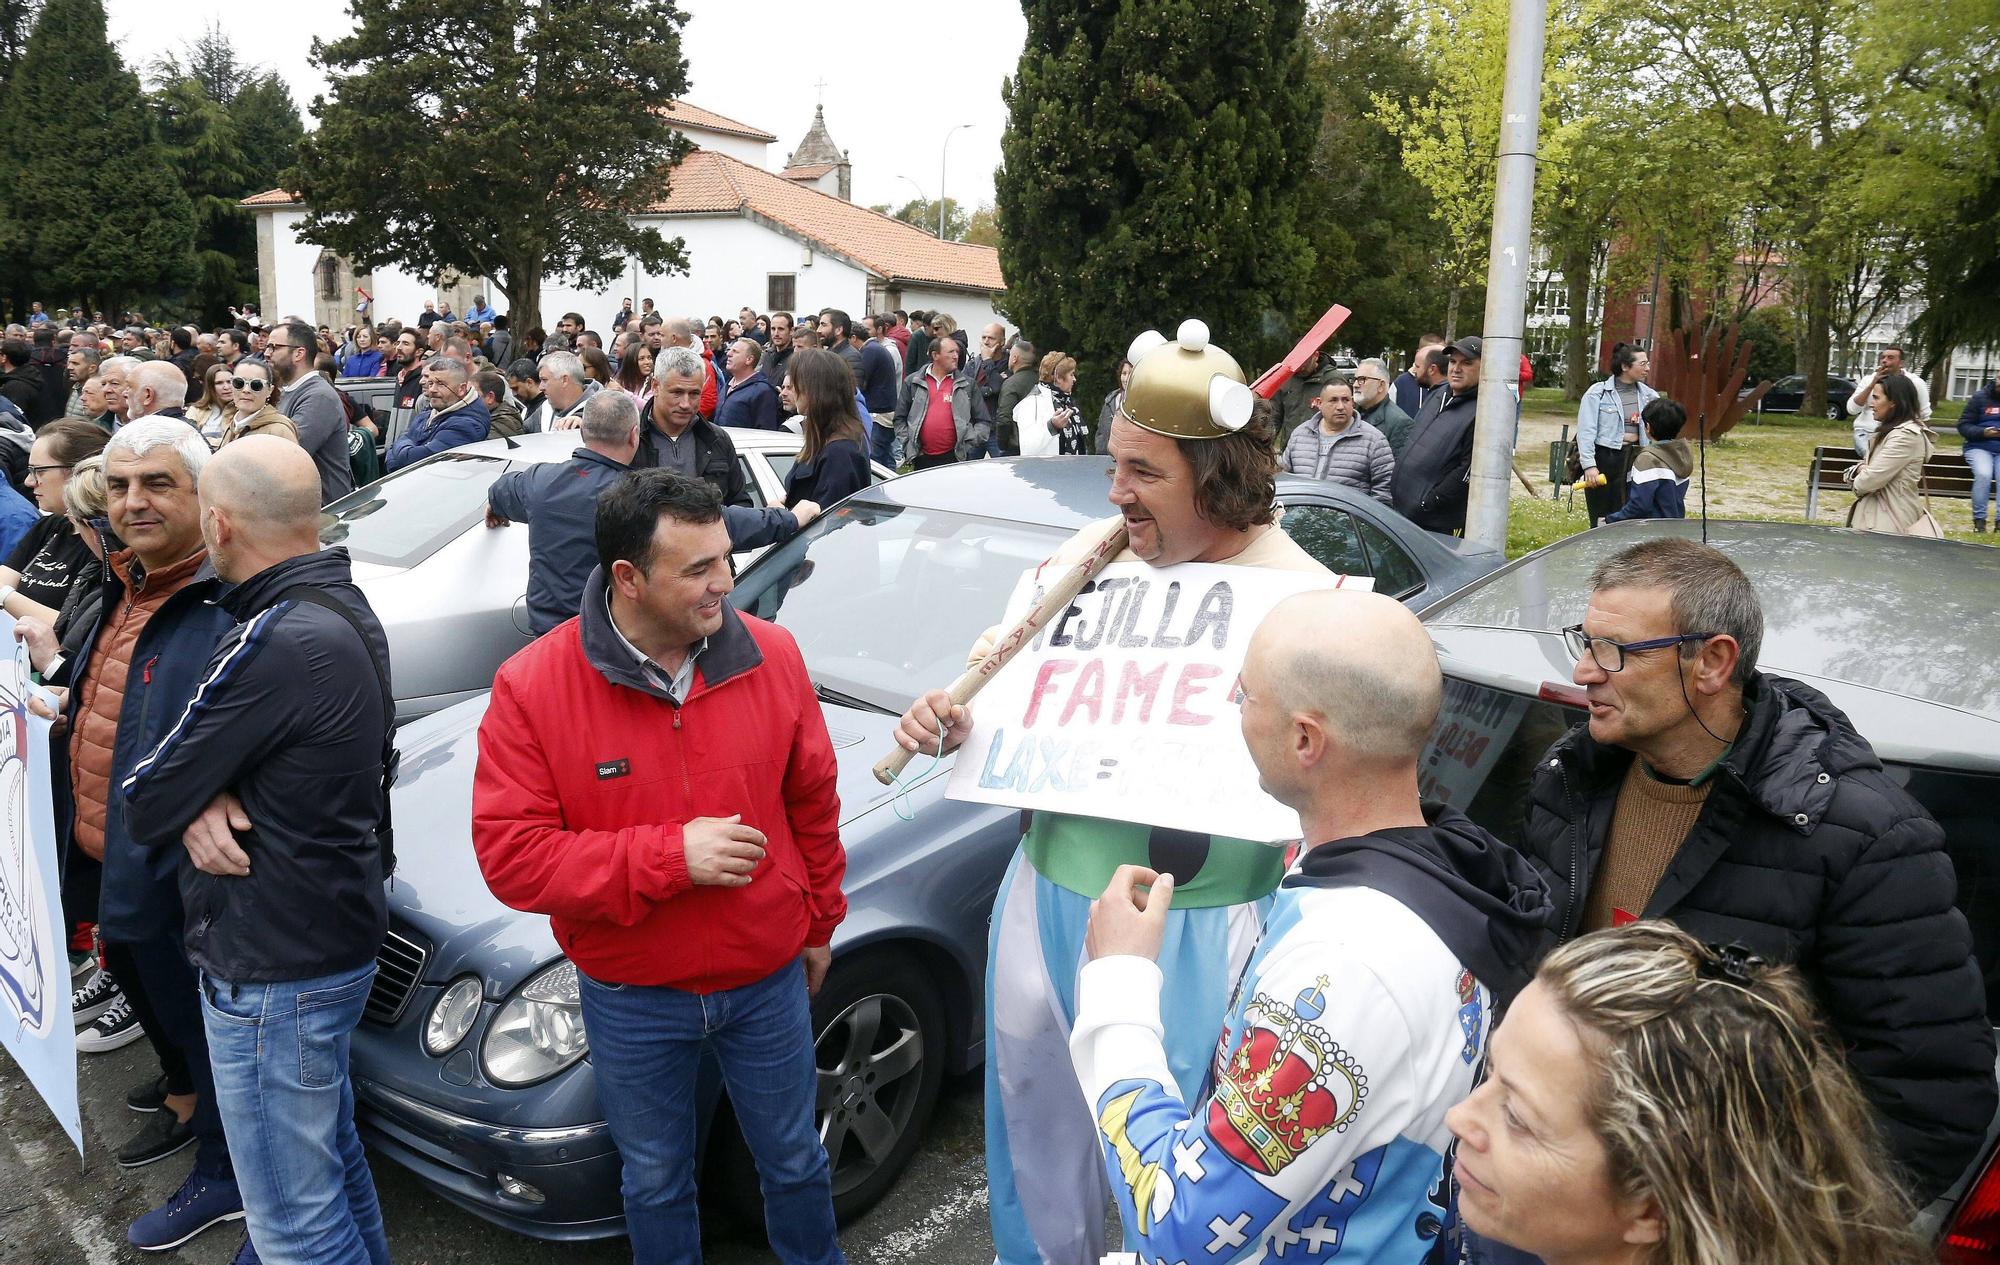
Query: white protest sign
0 613 79 1155
947 560 1368 841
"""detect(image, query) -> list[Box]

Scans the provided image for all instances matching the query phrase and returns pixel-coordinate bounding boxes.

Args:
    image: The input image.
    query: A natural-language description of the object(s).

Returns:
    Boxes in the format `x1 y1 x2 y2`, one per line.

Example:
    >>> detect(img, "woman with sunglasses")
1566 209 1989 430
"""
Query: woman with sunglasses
217 358 299 447
0 420 109 628
187 361 236 443
1444 921 1926 1265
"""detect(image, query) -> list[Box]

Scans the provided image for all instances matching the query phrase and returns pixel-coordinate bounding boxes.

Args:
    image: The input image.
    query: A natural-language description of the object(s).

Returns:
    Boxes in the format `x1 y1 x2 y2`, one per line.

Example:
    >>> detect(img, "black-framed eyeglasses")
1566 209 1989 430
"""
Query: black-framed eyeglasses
231 377 270 390
1562 624 1717 673
26 463 71 477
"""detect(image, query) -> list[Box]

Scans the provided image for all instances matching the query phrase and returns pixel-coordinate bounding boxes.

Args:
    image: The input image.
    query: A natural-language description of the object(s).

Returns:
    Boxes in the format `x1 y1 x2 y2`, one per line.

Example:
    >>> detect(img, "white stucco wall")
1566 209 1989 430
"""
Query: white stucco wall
901 286 1004 341
267 210 320 322
539 214 874 328
675 126 769 168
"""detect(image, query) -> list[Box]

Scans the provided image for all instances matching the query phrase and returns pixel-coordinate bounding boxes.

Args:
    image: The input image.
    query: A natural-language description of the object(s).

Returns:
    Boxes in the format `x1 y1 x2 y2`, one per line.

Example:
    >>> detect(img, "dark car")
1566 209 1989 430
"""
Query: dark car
348 457 1506 1241
1411 518 2000 1244
1748 373 1857 418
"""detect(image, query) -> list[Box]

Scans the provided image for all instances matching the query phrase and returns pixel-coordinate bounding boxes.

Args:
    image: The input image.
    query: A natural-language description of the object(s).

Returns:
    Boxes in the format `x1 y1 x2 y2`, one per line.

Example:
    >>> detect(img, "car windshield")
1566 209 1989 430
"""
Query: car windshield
320 452 509 568
730 499 1071 713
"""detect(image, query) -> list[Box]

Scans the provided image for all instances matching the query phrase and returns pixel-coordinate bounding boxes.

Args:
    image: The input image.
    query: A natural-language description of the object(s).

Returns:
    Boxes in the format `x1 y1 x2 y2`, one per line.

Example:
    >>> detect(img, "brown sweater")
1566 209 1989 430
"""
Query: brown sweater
1582 759 1713 931
68 549 208 860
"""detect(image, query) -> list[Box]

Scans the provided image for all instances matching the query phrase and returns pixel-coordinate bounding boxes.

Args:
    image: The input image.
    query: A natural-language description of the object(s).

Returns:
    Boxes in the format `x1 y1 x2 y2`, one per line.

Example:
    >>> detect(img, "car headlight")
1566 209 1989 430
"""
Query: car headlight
480 960 588 1087
423 976 483 1056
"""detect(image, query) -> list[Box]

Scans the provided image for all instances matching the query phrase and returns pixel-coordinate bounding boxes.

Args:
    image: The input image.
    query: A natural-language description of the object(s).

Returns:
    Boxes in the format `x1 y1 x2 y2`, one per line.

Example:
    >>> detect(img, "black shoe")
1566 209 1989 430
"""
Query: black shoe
116 1109 195 1168
70 967 120 1028
76 991 143 1053
127 1073 171 1114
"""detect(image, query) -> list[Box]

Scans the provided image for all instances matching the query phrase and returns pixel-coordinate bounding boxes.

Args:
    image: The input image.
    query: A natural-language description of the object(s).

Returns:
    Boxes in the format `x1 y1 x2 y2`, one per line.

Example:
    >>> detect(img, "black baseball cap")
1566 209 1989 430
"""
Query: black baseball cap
1448 336 1483 360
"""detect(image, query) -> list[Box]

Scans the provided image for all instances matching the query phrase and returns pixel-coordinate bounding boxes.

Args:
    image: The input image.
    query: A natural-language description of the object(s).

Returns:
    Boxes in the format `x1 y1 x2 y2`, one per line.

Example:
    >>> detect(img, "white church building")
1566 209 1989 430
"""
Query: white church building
245 101 1005 337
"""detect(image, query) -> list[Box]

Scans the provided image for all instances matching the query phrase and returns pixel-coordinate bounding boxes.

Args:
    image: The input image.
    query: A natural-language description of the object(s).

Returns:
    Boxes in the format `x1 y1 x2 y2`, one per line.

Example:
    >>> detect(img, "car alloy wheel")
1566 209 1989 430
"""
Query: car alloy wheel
816 992 925 1198
709 954 947 1229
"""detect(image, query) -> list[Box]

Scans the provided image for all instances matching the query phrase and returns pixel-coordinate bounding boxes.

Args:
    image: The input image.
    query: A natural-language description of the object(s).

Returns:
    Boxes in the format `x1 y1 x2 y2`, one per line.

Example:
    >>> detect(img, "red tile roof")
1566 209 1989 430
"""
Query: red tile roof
648 150 1003 292
660 101 777 143
241 147 1006 294
781 163 839 181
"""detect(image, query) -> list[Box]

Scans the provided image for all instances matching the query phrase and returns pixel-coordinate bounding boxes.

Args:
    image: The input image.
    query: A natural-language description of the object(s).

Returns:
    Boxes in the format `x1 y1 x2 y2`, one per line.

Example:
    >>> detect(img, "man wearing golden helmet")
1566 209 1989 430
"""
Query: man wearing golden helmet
893 320 1335 1263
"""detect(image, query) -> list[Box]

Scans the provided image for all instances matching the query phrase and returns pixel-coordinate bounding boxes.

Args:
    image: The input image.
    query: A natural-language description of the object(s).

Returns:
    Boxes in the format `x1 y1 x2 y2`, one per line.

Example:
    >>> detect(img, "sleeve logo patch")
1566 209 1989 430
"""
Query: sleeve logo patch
595 758 631 780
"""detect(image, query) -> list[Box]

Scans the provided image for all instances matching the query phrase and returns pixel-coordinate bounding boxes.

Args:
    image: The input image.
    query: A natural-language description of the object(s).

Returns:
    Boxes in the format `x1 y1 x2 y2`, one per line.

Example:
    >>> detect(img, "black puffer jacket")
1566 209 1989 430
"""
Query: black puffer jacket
1524 672 1995 1200
1390 386 1478 534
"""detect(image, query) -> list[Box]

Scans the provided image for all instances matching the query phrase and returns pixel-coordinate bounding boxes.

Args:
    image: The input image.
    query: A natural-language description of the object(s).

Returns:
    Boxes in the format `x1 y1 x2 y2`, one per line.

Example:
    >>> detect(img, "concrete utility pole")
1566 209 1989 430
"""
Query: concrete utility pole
1462 0 1549 552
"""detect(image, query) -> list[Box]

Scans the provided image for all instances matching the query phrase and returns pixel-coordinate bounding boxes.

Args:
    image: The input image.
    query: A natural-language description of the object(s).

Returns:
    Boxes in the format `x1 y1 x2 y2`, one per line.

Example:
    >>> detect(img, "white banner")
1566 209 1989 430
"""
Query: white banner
946 561 1367 841
0 613 79 1154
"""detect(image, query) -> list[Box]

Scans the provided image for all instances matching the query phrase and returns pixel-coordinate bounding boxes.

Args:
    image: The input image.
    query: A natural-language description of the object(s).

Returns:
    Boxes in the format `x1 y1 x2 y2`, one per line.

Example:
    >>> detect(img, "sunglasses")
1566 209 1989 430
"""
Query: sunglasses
232 377 271 390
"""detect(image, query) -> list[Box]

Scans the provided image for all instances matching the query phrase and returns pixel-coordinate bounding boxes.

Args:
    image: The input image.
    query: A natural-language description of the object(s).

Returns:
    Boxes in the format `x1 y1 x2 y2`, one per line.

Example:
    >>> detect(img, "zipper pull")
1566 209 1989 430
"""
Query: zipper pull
672 709 682 730
143 655 157 685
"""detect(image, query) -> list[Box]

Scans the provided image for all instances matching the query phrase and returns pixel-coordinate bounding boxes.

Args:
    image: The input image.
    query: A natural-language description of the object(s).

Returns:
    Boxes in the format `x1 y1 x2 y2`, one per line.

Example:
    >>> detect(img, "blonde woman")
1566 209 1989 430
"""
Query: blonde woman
1447 921 1927 1265
1013 351 1086 457
217 358 299 447
1844 371 1940 536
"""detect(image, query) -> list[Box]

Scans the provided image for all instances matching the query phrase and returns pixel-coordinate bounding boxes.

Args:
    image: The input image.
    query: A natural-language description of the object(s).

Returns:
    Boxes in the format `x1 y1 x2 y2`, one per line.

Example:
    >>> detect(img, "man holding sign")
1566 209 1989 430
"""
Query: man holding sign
893 320 1336 1264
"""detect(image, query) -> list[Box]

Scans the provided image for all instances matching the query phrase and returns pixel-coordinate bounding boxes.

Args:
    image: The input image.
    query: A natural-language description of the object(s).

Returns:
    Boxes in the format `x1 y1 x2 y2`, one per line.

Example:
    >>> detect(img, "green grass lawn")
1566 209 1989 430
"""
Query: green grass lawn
1502 390 1992 558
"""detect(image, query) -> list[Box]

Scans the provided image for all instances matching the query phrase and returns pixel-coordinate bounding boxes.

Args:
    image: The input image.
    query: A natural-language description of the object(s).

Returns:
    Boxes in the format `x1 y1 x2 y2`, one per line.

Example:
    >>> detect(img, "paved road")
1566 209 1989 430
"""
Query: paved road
0 1036 995 1264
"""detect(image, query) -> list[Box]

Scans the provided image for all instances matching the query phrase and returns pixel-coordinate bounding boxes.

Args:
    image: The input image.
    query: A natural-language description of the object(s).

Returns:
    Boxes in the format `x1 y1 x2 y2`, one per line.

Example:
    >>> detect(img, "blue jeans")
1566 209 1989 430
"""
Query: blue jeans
578 959 841 1265
867 416 896 469
1968 447 1996 522
201 963 388 1265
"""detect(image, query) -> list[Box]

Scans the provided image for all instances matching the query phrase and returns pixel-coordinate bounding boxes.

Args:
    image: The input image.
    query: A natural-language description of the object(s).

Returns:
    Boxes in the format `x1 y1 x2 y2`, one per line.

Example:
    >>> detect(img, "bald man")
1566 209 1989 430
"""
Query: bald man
1069 591 1553 1265
121 435 395 1265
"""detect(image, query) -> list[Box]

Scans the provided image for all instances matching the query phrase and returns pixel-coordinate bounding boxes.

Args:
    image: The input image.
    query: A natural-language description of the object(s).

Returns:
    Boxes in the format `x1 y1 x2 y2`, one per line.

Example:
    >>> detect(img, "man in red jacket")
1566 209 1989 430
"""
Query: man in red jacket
472 469 847 1265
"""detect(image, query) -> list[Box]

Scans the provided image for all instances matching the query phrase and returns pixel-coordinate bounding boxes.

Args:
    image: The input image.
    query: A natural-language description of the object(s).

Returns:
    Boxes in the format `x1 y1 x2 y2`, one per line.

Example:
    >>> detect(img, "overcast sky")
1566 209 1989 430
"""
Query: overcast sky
102 0 1026 212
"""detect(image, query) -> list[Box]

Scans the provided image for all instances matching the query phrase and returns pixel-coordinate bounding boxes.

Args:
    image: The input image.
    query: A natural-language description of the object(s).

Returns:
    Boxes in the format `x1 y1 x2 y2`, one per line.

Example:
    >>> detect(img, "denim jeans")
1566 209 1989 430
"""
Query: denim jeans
577 959 842 1265
1968 447 1996 522
867 416 896 469
200 962 388 1265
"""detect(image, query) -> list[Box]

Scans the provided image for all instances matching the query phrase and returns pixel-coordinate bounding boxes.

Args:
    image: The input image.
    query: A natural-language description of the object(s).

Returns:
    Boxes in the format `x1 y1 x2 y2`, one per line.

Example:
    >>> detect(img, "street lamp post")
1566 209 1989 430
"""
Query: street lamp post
938 124 973 239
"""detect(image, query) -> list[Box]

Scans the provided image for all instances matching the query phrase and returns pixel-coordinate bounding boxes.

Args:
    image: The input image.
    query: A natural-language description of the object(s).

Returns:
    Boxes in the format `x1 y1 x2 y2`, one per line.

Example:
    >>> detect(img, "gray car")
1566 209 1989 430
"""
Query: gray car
320 428 892 720
347 456 1505 1241
1412 518 2000 1239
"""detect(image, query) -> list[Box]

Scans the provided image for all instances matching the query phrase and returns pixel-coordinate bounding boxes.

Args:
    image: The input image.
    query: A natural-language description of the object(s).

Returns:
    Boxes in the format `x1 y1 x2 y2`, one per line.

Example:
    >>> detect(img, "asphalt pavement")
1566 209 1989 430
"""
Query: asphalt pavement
0 1037 996 1264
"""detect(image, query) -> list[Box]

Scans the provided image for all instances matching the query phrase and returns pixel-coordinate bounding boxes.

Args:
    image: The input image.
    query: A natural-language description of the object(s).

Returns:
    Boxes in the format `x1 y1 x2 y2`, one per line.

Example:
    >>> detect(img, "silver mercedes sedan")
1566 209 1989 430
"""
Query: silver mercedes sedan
318 428 892 720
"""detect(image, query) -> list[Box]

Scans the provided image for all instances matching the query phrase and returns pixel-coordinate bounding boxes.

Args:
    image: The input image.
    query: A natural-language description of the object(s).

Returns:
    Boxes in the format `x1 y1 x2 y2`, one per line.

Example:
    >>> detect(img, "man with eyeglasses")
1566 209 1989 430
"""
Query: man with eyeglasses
1518 536 1991 1205
1351 356 1415 457
266 320 354 505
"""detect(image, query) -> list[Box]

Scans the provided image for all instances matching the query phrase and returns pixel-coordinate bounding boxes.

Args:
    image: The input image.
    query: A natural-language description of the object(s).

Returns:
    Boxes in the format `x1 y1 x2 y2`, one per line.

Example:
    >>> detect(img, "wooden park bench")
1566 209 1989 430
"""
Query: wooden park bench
1805 444 1975 520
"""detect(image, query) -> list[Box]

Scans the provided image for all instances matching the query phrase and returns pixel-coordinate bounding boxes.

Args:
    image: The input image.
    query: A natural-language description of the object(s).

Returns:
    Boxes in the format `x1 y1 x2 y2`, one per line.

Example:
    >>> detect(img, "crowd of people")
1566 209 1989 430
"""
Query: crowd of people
0 293 1988 1265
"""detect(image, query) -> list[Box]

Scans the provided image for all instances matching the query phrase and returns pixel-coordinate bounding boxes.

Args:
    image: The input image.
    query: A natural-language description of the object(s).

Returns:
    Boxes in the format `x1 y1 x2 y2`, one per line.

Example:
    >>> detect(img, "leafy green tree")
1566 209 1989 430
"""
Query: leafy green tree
995 0 1320 400
230 73 303 188
1293 0 1454 362
292 0 692 335
0 0 36 94
870 197 971 241
152 73 253 324
0 0 194 317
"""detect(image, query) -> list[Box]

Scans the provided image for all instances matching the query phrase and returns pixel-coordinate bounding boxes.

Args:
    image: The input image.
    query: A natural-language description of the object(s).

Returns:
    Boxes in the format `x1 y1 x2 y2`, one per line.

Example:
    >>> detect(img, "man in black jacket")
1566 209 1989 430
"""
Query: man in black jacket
0 338 41 415
1523 536 1993 1201
1390 336 1481 534
121 435 394 1265
635 345 751 506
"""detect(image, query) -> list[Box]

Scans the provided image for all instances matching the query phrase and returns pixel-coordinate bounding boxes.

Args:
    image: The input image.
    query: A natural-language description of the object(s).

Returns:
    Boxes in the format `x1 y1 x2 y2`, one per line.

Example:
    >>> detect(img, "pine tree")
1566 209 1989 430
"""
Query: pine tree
292 0 692 334
230 73 303 190
0 0 194 316
153 73 253 325
994 0 1321 398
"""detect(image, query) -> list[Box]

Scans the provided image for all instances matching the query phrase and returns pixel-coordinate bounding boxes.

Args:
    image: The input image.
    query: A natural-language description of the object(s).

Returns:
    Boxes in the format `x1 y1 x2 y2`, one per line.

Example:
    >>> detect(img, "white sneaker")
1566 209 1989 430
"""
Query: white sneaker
76 992 144 1053
71 967 120 1027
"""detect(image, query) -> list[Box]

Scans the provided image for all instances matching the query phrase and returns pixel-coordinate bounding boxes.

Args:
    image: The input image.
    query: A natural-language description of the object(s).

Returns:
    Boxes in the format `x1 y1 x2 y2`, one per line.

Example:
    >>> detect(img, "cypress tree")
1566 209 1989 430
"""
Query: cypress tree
995 0 1321 397
0 0 194 316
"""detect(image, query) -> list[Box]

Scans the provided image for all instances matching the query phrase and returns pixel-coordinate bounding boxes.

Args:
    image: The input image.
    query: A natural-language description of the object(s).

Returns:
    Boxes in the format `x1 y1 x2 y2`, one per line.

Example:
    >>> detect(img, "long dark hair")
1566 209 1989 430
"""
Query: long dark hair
1868 371 1922 453
1609 341 1643 379
791 348 864 464
615 345 651 394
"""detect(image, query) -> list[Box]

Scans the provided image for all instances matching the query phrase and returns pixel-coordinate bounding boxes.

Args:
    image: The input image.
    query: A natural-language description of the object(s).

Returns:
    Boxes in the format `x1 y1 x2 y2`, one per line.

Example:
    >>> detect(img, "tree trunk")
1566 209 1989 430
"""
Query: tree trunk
1563 237 1593 402
504 258 543 342
1444 287 1460 344
1799 271 1832 419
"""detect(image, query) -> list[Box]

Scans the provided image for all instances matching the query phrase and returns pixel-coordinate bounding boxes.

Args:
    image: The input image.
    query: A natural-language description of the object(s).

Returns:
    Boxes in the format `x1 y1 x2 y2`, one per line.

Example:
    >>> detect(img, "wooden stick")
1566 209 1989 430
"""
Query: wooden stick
871 524 1129 785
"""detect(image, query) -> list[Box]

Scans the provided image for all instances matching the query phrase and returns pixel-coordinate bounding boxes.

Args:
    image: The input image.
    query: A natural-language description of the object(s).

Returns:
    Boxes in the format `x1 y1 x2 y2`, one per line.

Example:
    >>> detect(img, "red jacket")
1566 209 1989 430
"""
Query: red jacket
700 346 719 420
472 570 846 991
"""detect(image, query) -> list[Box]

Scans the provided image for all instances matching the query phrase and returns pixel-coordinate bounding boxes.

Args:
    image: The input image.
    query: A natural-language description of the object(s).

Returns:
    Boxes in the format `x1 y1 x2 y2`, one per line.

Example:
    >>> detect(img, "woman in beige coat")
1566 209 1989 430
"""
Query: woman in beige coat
216 358 299 448
1845 371 1938 536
